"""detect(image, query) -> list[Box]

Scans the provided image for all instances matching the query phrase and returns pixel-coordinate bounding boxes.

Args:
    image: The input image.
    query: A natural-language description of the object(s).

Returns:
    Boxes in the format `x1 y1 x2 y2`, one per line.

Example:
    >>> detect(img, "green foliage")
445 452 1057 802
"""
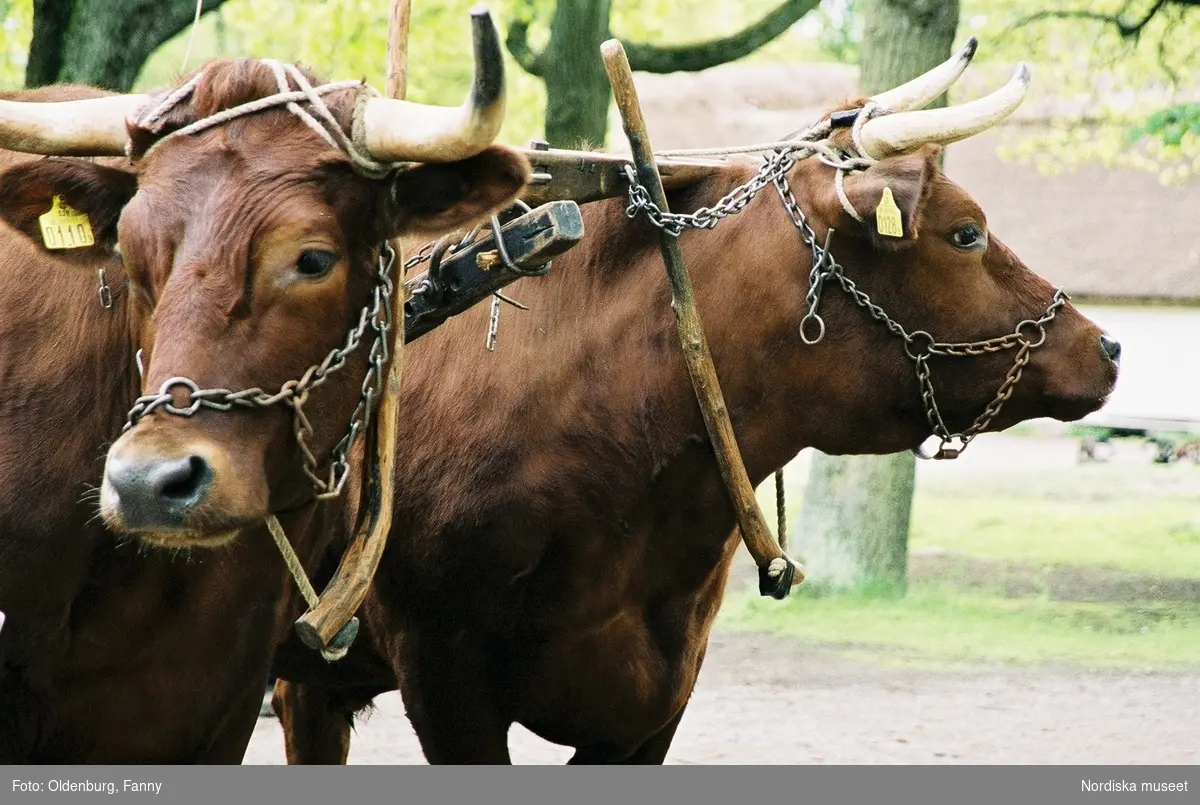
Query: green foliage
136 0 549 146
960 0 1200 183
2 0 1195 177
811 0 862 62
0 0 31 88
1130 101 1200 148
139 0 841 147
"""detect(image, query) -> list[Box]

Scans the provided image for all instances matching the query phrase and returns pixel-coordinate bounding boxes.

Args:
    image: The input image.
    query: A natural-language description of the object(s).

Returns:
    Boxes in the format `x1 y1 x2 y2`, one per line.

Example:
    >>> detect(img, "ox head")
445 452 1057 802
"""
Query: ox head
728 43 1119 458
0 10 530 547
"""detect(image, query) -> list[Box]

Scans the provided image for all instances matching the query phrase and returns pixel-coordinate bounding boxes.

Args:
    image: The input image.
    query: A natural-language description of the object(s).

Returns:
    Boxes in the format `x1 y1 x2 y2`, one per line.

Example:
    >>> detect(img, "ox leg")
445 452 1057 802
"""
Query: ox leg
198 681 273 764
273 679 386 764
397 639 512 764
567 703 688 765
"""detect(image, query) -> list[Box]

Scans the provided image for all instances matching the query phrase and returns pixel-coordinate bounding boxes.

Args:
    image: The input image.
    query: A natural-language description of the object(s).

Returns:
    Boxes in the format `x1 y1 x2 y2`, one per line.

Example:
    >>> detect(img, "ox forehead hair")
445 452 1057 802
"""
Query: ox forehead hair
126 61 361 165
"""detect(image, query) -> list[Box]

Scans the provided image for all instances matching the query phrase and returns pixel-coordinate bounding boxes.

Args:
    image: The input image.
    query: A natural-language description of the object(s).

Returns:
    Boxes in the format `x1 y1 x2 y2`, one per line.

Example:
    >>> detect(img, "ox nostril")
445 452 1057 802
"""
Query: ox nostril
153 455 213 504
1100 334 1121 363
106 454 214 529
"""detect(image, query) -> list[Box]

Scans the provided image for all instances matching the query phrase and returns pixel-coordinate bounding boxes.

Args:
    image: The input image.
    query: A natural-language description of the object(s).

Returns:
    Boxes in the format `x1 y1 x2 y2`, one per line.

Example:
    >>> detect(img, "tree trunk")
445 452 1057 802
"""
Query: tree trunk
26 0 230 92
26 0 74 88
507 0 821 148
795 0 960 596
542 0 613 148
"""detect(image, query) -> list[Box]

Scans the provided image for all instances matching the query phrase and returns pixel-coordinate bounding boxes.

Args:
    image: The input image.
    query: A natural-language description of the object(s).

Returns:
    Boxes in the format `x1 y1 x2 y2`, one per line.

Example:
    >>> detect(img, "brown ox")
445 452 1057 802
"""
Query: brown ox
269 57 1121 763
0 11 530 761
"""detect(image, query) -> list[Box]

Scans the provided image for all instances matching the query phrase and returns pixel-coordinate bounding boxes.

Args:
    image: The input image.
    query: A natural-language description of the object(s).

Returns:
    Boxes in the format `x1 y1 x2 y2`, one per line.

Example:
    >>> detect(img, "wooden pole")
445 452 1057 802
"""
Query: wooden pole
600 39 803 599
292 0 414 659
386 0 413 100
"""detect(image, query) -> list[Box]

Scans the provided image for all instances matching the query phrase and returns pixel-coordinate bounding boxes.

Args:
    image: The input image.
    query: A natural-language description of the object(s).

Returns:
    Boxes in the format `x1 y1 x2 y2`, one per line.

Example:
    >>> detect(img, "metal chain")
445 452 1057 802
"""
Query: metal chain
621 121 1069 461
774 165 1067 458
622 153 790 236
125 241 397 500
620 131 874 238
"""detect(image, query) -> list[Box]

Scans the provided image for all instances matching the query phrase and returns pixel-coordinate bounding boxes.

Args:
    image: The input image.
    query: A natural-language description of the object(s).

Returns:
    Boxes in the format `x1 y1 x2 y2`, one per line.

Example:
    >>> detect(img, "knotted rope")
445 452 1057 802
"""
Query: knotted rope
127 59 410 660
131 60 393 179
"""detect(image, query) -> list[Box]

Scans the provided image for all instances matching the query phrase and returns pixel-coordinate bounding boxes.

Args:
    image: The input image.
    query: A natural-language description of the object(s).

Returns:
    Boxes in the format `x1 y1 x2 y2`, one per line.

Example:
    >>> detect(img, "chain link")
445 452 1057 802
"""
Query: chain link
621 122 1069 460
125 241 397 499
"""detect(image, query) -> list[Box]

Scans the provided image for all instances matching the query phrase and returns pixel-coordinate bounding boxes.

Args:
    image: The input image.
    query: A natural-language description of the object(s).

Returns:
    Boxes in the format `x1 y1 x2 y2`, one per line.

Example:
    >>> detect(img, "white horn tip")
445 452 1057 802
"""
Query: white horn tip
1015 62 1032 87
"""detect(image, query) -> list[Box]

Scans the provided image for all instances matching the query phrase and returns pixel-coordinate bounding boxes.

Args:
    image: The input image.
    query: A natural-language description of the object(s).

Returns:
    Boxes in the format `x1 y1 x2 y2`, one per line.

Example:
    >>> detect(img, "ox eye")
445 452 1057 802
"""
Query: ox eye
950 224 987 251
295 249 340 278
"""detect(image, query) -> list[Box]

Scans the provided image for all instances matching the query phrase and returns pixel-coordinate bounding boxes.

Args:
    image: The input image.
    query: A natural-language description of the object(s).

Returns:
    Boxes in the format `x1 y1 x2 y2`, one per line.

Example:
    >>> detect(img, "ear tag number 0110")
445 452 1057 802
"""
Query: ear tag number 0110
39 195 95 250
875 187 904 238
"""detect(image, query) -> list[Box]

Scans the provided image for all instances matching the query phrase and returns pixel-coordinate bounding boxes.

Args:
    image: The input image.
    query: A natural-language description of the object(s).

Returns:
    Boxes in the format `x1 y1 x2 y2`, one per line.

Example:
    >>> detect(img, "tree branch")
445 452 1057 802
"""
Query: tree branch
1014 0 1197 39
505 18 545 77
623 0 820 74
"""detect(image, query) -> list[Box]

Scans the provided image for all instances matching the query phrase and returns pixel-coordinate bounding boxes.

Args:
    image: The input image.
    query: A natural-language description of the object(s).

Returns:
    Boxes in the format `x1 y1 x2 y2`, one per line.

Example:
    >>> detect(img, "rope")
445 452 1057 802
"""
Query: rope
267 514 355 662
265 515 320 611
131 61 392 179
774 470 787 551
127 58 406 659
653 120 831 157
180 0 204 74
654 105 884 225
834 168 864 222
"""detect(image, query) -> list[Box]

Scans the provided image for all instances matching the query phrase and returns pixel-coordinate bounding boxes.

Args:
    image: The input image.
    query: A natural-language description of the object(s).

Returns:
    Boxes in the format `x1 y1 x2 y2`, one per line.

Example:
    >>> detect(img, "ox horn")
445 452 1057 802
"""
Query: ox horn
357 6 506 163
868 36 978 113
857 62 1031 160
0 94 148 157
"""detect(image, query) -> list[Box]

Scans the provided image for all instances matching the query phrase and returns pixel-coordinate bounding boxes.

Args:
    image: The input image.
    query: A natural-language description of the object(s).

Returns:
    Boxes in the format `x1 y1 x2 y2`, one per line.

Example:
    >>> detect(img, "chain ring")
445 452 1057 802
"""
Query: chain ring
124 241 397 499
621 136 1068 460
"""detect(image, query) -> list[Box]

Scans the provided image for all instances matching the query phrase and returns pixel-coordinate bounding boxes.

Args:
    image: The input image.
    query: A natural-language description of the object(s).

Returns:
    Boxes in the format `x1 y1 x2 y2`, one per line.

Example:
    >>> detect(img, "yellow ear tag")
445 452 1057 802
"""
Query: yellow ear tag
39 195 95 250
875 187 904 238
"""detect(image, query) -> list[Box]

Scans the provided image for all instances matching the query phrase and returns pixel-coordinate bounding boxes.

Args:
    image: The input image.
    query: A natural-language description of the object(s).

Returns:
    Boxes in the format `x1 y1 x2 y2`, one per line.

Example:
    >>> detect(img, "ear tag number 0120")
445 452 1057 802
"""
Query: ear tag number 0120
875 187 904 238
39 195 95 250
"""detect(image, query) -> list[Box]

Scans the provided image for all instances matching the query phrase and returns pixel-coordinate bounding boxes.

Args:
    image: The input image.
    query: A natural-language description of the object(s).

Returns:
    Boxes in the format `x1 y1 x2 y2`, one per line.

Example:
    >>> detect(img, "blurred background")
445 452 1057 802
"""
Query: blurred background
4 0 1197 763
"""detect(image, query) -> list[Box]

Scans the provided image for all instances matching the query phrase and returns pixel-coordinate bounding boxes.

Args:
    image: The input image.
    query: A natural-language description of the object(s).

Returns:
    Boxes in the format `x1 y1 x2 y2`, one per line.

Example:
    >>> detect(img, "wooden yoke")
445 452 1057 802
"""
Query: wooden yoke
601 39 804 599
518 148 725 207
293 0 414 660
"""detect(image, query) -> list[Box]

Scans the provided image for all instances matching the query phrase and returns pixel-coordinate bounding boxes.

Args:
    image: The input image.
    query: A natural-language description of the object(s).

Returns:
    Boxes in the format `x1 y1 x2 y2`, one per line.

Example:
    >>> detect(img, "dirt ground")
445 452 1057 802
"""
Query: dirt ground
243 630 1200 765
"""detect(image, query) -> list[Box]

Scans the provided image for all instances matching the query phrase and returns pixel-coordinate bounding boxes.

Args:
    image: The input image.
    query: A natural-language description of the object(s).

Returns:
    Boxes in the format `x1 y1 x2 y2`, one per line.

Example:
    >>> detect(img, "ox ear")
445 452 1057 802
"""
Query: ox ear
834 145 940 252
385 145 532 238
0 158 137 255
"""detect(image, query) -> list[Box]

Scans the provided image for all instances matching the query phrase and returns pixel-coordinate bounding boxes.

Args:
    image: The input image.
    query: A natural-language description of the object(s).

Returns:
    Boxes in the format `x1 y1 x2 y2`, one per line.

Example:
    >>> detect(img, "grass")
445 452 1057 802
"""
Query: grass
763 435 1200 579
731 433 1200 670
717 584 1200 671
911 496 1200 578
908 458 1200 579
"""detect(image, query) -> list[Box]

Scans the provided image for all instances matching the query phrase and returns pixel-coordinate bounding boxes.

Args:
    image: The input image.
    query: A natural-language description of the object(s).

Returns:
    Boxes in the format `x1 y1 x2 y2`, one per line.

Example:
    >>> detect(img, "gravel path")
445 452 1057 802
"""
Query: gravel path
243 631 1199 765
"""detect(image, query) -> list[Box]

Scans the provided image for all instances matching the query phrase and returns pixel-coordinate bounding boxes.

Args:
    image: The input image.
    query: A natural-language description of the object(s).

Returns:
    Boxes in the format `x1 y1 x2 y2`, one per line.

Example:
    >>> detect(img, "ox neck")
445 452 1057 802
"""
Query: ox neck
0 258 142 639
484 166 818 485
